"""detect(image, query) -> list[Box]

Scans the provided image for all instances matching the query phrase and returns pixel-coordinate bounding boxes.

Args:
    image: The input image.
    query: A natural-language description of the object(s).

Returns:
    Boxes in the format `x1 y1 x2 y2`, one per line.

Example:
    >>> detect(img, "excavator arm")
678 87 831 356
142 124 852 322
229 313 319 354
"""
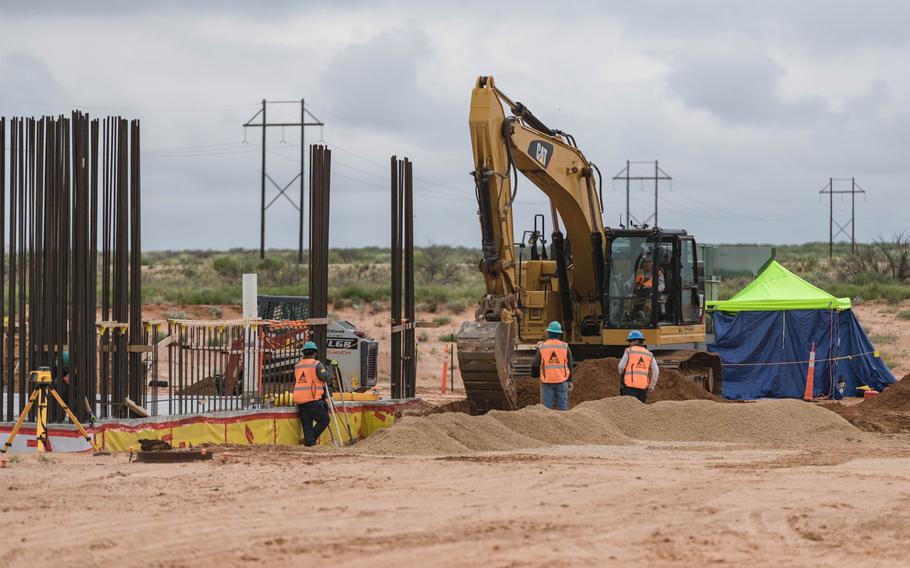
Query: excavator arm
461 76 607 413
468 75 606 328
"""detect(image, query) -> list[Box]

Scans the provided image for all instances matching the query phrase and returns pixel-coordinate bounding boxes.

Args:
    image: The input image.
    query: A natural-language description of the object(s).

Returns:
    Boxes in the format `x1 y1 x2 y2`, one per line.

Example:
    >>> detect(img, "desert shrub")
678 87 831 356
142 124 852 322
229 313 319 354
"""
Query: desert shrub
838 233 910 283
212 256 244 279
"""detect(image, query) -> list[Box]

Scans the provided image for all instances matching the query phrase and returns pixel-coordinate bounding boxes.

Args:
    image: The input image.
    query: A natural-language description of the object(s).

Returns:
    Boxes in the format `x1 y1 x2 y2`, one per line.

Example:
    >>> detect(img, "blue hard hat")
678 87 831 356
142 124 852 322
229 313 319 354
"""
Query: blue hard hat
627 330 645 341
303 341 318 351
546 321 563 335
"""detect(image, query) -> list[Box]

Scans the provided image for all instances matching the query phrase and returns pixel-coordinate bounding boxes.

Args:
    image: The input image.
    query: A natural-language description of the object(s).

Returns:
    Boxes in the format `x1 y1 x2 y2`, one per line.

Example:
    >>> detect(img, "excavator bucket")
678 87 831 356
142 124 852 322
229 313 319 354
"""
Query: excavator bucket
456 320 518 413
654 350 724 396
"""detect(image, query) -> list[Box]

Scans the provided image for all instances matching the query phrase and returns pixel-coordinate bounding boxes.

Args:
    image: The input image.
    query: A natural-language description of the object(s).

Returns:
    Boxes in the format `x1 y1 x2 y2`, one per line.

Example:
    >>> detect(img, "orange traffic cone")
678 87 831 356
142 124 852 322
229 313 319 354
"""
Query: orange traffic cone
440 344 449 394
803 342 816 401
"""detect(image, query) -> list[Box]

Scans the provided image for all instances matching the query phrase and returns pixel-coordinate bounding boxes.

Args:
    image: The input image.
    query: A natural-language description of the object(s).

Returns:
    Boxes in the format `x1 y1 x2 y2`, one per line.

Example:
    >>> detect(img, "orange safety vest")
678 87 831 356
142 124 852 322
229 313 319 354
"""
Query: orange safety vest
293 358 325 404
635 272 653 288
538 339 570 383
623 345 654 389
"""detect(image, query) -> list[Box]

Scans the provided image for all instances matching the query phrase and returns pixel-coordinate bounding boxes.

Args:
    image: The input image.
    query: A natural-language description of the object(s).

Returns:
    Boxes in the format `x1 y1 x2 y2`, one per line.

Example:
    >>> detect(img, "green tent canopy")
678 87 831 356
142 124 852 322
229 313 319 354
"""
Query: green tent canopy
706 260 851 313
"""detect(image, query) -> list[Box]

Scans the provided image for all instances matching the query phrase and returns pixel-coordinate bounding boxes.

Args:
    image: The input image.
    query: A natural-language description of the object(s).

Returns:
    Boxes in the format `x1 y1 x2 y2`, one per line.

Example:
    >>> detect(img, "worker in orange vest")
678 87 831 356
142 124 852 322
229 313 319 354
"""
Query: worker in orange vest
531 321 574 411
618 330 660 403
293 341 331 446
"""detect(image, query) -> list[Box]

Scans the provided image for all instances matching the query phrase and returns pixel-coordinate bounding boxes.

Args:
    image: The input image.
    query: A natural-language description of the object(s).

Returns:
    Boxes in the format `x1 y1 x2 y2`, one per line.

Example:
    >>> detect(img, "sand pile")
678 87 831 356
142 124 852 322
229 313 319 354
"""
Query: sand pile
859 374 910 411
584 397 860 444
514 357 724 409
355 404 630 456
826 375 910 433
355 396 862 456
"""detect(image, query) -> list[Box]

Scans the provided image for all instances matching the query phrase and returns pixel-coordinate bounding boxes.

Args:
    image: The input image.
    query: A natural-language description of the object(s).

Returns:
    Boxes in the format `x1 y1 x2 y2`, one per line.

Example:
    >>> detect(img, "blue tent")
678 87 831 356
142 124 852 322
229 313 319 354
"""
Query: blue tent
707 262 896 400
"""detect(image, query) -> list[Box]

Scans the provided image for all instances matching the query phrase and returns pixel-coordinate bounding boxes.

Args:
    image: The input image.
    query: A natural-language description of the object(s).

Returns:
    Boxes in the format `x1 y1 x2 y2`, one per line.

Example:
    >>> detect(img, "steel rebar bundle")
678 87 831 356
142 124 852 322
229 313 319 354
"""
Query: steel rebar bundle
0 112 143 422
390 156 415 399
308 144 331 362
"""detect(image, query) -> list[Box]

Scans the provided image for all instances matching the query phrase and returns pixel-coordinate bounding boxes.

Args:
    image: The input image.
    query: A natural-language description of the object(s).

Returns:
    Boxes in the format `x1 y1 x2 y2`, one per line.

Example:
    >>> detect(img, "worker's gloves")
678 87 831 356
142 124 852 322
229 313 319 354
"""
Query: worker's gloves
647 385 655 392
567 382 574 392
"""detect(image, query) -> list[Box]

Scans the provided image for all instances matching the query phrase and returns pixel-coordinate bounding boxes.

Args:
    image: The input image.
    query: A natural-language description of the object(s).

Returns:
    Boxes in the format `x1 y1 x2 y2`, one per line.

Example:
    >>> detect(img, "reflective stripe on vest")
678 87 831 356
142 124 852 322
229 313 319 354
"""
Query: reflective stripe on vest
623 346 653 389
293 358 325 404
539 339 570 383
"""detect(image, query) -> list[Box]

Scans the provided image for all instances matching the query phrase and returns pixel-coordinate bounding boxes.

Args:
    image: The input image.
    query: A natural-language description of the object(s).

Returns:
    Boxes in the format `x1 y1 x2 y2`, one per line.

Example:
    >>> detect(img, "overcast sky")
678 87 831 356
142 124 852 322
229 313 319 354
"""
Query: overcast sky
1 1 908 250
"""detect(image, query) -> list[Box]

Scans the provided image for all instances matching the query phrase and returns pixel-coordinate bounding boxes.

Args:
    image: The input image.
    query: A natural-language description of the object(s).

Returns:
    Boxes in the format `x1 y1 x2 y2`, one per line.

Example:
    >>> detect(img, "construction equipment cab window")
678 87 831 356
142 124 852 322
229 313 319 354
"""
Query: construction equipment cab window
606 231 702 328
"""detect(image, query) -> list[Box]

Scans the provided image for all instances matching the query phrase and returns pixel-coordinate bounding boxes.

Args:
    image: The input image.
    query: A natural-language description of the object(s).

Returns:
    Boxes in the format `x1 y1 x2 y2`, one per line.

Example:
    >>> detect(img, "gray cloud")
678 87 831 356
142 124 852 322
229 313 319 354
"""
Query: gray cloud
0 53 66 108
667 42 828 125
0 2 908 250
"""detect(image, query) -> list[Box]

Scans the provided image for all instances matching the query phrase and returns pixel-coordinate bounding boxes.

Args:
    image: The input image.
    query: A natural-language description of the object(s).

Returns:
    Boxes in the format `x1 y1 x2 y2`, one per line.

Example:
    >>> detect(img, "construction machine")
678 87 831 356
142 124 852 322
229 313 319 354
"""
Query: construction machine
457 76 722 413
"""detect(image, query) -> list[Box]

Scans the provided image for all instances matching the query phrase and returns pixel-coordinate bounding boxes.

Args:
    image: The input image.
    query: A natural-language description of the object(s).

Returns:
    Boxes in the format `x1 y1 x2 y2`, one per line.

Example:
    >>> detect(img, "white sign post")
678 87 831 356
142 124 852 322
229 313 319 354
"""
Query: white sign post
242 274 259 401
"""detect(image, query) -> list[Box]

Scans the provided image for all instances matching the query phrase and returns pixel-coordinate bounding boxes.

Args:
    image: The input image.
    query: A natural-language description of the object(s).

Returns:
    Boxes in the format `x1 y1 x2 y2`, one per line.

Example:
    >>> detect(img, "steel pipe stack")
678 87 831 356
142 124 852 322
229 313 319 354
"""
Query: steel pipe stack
308 144 331 362
0 112 143 422
390 156 416 399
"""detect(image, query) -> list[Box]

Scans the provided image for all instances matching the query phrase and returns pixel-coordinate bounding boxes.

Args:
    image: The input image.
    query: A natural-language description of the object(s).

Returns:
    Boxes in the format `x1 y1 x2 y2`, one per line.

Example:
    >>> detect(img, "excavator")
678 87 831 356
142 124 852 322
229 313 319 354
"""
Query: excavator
457 76 722 413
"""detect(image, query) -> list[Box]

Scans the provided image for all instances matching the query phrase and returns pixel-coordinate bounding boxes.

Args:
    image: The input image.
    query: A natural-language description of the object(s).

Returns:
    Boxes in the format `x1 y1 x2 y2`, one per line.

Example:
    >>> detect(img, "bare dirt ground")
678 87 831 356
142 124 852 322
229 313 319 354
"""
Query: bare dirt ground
3 438 910 567
853 301 910 378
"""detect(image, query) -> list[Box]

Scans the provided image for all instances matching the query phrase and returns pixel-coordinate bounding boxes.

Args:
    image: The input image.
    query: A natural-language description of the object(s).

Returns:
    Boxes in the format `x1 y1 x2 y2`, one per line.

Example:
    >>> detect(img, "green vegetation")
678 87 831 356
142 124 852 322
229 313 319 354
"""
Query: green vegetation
898 310 910 320
139 238 910 311
715 238 910 303
141 246 484 313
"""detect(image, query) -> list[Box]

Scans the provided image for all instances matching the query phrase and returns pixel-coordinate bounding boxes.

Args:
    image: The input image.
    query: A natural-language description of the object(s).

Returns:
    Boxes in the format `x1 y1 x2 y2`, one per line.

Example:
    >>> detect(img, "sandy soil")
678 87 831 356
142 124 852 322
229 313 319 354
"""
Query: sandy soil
331 305 472 402
853 301 910 378
3 438 910 567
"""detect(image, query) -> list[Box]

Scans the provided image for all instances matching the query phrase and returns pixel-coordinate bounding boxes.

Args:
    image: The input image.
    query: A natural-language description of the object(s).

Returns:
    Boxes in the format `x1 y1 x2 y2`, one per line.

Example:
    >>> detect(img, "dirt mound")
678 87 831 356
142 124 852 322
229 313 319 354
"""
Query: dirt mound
429 399 470 414
354 407 621 456
568 358 619 406
860 374 910 411
825 375 910 433
178 376 217 396
515 357 724 409
355 397 862 456
584 397 860 445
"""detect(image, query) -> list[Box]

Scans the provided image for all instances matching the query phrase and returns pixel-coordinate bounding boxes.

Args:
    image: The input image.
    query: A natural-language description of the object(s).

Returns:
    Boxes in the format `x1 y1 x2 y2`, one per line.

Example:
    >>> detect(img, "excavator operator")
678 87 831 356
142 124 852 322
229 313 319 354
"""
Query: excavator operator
631 258 665 323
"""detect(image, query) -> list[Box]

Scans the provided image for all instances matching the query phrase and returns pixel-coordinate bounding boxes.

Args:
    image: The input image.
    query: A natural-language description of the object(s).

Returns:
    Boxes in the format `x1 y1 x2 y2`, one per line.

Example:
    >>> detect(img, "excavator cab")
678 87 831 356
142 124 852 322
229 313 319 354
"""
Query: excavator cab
603 228 705 337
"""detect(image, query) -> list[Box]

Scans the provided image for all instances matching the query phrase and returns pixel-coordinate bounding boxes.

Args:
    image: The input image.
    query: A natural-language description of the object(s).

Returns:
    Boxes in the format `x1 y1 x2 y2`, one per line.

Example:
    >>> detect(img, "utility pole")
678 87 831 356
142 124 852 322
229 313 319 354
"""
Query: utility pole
819 177 866 259
243 99 324 261
611 160 671 228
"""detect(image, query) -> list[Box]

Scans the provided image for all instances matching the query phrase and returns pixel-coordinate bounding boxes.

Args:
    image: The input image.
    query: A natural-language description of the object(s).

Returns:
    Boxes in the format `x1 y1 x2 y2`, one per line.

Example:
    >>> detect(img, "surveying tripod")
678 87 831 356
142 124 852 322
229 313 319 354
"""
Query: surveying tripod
2 367 100 454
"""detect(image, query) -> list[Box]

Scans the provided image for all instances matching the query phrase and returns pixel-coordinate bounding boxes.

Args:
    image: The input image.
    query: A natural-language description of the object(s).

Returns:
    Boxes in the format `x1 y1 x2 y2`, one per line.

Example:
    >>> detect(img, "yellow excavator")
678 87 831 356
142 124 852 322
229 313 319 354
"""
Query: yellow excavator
457 76 722 413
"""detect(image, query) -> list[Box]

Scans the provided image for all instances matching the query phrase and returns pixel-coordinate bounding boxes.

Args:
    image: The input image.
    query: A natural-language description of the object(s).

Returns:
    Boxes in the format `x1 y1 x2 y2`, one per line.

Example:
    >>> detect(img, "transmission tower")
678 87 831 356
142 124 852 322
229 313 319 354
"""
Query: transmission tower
243 99 324 262
819 177 866 259
611 160 671 228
